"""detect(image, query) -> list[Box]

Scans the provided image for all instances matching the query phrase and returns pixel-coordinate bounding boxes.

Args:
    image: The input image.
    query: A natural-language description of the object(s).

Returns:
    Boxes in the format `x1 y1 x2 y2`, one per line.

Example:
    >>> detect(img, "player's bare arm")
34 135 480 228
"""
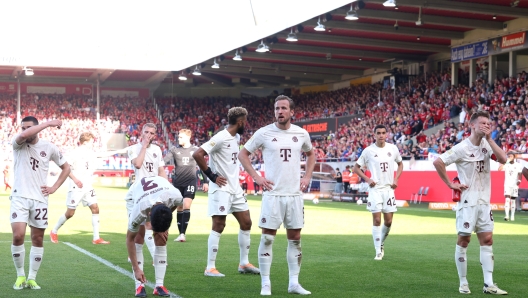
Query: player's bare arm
353 164 375 187
432 158 468 191
392 161 404 189
68 170 83 188
485 137 507 164
192 148 227 187
238 147 274 190
131 133 154 169
126 230 146 283
301 149 315 191
41 162 71 196
158 166 168 180
16 119 62 145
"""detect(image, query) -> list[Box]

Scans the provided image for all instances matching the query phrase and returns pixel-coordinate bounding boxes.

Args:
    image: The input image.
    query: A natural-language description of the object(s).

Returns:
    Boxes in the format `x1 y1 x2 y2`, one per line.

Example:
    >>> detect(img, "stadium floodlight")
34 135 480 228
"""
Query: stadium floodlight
233 49 242 61
314 16 325 31
211 58 220 68
192 66 201 76
178 71 187 80
383 0 396 7
256 40 270 53
286 28 298 42
23 67 34 76
345 5 359 20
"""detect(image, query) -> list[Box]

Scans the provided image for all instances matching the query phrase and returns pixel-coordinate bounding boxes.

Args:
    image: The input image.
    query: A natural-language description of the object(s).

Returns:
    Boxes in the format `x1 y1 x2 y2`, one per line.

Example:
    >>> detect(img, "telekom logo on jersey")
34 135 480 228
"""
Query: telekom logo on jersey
30 157 39 171
145 162 154 172
280 148 292 162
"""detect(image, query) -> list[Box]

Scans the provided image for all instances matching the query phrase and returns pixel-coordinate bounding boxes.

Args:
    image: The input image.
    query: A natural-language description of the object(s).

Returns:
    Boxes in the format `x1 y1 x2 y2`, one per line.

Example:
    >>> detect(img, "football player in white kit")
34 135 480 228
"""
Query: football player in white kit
501 151 522 221
239 95 315 296
126 123 167 277
433 110 508 295
353 125 403 261
50 132 125 244
193 107 260 277
126 175 183 297
10 116 71 290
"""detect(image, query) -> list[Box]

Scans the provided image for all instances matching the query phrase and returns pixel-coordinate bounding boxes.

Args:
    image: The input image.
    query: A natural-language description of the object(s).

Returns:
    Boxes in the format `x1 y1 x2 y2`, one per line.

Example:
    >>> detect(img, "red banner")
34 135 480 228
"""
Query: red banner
501 31 526 49
394 171 528 204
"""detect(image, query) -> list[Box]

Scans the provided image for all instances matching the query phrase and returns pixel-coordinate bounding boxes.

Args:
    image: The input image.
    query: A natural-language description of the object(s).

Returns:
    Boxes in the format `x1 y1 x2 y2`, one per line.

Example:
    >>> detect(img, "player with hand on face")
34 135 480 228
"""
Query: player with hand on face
164 129 208 242
10 116 70 290
239 95 315 296
126 123 167 264
126 176 183 297
194 107 260 277
434 111 508 295
353 125 403 261
500 151 522 221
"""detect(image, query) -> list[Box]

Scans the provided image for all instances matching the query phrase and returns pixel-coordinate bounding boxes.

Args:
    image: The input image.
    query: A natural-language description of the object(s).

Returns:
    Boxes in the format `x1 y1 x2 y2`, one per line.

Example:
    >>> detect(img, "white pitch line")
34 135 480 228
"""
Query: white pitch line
63 242 182 298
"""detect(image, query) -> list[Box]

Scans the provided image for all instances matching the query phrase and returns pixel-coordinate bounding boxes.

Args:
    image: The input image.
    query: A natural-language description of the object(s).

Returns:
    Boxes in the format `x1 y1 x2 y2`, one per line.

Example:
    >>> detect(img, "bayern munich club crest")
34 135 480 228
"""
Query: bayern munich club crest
219 206 225 212
387 152 392 157
292 136 298 142
458 257 465 262
463 222 470 229
153 153 157 158
261 218 266 223
482 148 487 154
12 212 17 219
40 151 46 157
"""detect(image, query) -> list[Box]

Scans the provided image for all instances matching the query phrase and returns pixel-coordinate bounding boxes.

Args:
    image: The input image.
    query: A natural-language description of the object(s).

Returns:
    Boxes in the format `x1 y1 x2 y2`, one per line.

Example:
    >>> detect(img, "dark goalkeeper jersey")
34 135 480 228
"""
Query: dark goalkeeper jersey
164 146 199 187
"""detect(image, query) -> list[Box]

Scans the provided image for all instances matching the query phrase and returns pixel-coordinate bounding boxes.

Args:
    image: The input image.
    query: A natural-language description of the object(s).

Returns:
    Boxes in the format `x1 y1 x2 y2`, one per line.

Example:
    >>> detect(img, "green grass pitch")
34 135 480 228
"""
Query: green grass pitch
0 186 527 297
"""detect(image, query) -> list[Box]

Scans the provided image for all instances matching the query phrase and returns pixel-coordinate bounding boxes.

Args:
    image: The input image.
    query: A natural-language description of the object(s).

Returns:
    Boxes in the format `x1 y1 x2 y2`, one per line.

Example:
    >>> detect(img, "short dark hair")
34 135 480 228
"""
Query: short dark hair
374 124 387 133
227 107 248 125
470 110 490 123
21 116 38 125
150 204 173 232
274 95 295 109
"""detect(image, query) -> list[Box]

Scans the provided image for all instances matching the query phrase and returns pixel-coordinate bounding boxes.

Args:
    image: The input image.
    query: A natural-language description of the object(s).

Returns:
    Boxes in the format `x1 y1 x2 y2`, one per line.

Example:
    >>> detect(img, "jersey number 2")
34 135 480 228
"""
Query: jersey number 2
141 177 158 191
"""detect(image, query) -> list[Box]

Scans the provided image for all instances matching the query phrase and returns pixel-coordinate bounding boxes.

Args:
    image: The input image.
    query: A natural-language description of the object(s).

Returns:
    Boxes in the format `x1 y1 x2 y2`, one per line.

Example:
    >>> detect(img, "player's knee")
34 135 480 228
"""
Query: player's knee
212 222 226 233
263 234 275 246
373 219 381 226
480 235 493 246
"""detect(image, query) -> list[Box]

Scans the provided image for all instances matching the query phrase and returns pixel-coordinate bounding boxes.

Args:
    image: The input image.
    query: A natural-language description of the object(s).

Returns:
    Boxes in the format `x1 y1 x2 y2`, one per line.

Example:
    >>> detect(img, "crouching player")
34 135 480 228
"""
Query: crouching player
126 176 183 297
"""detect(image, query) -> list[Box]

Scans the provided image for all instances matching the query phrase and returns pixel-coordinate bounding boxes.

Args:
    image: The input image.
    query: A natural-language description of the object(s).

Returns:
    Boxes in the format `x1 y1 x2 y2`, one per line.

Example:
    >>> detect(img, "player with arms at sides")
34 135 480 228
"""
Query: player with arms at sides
353 125 403 261
500 151 522 221
127 176 183 297
50 132 126 244
4 164 11 192
239 95 315 296
126 123 167 262
193 107 260 277
433 110 508 295
10 116 70 290
164 129 208 242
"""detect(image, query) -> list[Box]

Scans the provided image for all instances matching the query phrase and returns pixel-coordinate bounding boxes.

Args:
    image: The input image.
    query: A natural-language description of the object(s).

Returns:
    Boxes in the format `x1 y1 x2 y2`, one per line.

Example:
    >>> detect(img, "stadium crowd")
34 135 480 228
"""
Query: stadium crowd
1 70 528 165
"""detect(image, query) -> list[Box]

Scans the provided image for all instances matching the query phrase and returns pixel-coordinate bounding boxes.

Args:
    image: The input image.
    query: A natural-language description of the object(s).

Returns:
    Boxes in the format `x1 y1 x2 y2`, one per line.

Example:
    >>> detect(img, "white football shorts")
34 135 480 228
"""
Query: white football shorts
207 190 248 217
366 188 397 213
259 194 304 230
10 196 49 229
66 188 97 209
504 186 518 197
456 204 494 235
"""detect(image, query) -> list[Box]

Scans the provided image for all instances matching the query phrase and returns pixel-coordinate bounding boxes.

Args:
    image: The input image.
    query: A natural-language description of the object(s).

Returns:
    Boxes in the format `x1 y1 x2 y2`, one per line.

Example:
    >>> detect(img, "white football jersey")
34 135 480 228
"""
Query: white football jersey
439 138 493 206
127 176 182 232
244 123 312 196
202 129 243 195
127 143 165 181
356 143 402 190
502 162 522 188
67 145 98 190
11 135 67 203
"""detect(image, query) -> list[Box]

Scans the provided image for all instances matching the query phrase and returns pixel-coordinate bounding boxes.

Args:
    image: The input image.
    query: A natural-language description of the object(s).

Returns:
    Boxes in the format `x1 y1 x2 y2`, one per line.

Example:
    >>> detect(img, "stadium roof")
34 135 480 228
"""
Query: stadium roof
1 0 528 90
